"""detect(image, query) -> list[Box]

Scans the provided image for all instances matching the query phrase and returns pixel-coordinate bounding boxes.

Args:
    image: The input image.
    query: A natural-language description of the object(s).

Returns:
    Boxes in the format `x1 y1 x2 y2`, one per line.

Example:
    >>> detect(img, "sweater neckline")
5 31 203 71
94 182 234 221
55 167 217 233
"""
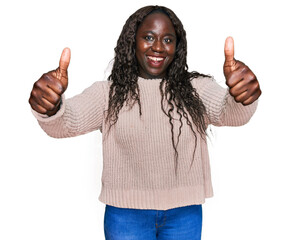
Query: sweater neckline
138 76 163 81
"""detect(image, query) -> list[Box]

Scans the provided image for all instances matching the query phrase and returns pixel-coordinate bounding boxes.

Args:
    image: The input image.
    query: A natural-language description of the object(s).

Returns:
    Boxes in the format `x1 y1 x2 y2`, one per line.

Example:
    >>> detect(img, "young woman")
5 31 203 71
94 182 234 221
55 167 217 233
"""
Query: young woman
29 5 261 240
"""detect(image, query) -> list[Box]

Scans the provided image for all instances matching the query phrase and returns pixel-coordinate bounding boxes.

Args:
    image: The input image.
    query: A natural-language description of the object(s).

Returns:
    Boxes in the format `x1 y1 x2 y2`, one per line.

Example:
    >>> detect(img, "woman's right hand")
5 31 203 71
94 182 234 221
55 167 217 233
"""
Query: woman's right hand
29 48 71 116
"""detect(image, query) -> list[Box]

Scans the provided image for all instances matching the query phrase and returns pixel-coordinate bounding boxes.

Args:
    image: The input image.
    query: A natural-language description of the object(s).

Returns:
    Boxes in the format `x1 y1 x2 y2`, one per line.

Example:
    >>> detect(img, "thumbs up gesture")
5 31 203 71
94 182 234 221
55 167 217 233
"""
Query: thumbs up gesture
223 37 261 105
29 48 71 116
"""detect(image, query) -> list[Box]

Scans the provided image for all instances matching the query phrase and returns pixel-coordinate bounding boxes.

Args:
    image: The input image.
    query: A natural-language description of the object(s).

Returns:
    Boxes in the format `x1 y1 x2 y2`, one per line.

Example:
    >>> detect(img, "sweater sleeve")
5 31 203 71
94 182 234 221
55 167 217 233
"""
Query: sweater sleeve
31 81 106 138
193 77 258 127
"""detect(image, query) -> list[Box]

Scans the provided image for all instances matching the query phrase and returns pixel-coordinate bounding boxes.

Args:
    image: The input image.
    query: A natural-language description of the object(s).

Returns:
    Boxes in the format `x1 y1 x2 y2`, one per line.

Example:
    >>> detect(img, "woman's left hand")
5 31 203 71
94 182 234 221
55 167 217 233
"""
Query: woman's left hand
223 37 262 105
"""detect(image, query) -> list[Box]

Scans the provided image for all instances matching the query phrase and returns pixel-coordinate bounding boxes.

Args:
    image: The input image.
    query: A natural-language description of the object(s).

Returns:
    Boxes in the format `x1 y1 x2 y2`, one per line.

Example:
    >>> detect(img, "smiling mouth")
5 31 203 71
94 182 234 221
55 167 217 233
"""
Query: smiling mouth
147 56 165 62
146 56 166 67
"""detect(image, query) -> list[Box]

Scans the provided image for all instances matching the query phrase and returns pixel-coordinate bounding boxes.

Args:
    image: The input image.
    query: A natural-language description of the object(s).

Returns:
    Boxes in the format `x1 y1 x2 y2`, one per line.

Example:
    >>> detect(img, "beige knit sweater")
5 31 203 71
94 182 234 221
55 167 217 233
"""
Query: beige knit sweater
32 76 258 210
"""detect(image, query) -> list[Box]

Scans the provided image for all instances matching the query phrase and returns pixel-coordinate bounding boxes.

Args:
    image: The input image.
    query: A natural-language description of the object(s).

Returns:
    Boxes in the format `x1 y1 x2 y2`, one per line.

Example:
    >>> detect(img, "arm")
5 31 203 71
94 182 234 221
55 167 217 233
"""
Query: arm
197 36 261 127
29 48 106 138
31 81 106 138
196 77 258 127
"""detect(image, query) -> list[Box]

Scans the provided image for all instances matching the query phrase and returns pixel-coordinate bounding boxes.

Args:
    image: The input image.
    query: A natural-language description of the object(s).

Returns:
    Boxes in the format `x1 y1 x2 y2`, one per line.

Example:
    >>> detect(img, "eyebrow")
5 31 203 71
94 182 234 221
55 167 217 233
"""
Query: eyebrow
142 30 176 38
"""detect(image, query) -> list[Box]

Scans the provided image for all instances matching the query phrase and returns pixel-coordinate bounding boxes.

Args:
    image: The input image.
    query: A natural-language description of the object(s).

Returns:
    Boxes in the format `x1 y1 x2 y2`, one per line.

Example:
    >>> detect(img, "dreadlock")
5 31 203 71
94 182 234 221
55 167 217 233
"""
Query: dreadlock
104 5 210 175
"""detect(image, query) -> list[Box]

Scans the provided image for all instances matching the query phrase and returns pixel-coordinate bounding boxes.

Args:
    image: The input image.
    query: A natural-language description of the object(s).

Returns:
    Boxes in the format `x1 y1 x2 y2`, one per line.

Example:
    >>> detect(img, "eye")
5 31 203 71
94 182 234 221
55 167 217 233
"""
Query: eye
144 36 154 41
164 38 172 43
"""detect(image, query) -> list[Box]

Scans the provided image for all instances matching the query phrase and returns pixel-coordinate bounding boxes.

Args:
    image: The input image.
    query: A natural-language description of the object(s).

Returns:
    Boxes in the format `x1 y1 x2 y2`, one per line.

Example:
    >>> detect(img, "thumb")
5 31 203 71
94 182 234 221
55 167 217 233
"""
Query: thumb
59 47 71 74
56 47 71 87
224 36 235 64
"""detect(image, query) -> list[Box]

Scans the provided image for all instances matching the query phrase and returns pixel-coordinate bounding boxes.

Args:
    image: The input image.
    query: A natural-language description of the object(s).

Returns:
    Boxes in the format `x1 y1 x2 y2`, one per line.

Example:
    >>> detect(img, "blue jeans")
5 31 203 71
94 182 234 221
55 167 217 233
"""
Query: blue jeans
104 204 202 240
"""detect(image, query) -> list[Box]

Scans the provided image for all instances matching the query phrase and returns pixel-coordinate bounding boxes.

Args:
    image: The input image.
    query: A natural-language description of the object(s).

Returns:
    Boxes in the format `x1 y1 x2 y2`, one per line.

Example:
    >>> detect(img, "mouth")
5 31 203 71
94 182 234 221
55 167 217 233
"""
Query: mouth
146 56 166 67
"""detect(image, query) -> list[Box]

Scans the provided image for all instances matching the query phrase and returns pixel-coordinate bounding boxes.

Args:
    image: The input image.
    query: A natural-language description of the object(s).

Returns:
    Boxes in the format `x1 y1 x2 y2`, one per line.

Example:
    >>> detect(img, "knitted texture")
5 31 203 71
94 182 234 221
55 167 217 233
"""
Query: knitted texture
32 76 258 210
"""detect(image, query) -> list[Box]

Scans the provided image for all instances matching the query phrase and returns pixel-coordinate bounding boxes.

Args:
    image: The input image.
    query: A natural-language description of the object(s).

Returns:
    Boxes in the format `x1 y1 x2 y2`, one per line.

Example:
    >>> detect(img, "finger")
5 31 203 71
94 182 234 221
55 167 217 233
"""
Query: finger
226 64 247 88
59 47 71 73
242 90 261 105
42 73 65 94
29 98 49 114
41 87 61 105
228 70 254 94
233 90 251 103
33 94 57 112
230 82 247 97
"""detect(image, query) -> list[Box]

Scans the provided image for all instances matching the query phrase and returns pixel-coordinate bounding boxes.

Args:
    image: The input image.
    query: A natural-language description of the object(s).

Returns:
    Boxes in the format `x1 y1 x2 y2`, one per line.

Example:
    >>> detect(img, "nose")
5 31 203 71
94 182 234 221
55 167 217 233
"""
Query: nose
152 39 164 53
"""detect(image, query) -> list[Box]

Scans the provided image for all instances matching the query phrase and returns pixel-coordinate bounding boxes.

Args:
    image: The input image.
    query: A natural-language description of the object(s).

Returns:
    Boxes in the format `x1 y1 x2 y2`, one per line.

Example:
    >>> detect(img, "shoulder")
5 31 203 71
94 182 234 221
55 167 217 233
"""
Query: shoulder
88 80 113 91
73 80 112 101
189 75 215 91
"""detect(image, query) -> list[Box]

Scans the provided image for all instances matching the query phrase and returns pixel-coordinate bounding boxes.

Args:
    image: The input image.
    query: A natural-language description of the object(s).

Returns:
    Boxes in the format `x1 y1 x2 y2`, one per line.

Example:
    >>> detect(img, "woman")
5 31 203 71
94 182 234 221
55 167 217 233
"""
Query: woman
29 5 261 240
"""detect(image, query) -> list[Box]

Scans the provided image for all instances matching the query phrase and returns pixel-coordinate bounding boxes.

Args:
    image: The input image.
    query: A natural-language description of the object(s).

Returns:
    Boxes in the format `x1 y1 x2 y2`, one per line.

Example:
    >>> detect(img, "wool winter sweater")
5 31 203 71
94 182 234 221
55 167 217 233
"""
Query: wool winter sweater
32 76 258 210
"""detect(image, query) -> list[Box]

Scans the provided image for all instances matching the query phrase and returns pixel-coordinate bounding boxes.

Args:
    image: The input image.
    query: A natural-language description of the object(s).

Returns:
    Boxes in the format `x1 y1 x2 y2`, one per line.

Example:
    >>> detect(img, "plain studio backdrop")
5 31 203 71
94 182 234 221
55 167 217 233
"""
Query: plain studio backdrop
0 0 289 239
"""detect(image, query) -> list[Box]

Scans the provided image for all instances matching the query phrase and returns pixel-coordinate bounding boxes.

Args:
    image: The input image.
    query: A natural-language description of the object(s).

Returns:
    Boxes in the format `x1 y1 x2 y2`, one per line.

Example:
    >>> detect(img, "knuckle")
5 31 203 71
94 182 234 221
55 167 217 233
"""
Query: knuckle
227 81 233 88
242 101 248 106
55 96 61 104
248 73 256 82
57 83 64 93
28 97 34 106
235 61 245 70
31 88 39 98
36 105 47 114
229 88 235 96
51 96 60 105
41 73 47 78
234 96 240 102
253 81 259 89
240 65 248 73
41 73 51 82
34 80 42 89
236 60 244 65
226 78 234 88
242 98 251 105
47 104 56 111
51 80 63 92
42 73 52 83
37 96 44 105
43 72 57 85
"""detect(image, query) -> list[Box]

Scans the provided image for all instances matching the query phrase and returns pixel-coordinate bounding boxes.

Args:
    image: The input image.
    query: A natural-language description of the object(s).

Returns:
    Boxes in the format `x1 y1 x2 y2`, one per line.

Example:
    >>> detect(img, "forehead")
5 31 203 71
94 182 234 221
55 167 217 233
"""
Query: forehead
137 12 176 34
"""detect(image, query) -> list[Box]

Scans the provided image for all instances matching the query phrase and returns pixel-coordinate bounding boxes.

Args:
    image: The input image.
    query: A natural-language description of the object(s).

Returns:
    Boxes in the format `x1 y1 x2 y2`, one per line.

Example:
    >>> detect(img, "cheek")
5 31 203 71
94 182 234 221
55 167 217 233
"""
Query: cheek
136 41 150 54
136 43 147 67
166 45 176 56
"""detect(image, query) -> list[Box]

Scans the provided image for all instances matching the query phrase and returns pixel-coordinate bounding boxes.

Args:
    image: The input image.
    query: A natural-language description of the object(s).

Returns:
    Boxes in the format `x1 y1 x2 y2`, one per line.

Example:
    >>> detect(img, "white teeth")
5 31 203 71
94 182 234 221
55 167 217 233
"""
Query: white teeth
148 56 164 61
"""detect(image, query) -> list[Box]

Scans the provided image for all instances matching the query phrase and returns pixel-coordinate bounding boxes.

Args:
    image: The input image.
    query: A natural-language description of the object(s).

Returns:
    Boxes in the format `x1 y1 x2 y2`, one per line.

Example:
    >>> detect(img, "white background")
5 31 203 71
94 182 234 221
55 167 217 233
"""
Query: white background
1 0 289 239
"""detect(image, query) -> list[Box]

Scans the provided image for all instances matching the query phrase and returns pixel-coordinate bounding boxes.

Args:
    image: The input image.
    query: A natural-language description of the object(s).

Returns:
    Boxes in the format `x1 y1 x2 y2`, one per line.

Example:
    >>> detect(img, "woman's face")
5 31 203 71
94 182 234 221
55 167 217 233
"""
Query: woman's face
136 12 177 79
